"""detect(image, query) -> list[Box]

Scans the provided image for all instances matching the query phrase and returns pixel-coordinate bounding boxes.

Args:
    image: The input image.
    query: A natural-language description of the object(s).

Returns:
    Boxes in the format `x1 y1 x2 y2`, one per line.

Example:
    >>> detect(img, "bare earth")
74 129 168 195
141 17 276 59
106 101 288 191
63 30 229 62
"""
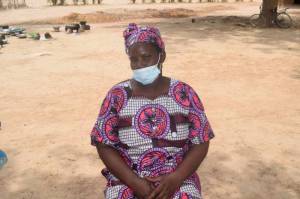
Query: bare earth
0 1 300 199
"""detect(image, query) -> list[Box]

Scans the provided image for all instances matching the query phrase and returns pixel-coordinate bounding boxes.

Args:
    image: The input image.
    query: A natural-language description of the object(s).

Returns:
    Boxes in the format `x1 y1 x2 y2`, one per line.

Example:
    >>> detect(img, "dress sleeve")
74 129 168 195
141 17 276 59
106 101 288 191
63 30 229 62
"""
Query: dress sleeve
187 86 215 145
90 89 120 147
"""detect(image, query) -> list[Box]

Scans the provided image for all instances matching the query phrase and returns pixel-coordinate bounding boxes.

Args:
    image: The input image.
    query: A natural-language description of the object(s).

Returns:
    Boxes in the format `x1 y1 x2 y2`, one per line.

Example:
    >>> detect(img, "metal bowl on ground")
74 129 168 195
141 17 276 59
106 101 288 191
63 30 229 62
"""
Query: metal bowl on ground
0 25 9 29
53 26 60 32
65 24 80 33
84 24 91 30
16 33 27 39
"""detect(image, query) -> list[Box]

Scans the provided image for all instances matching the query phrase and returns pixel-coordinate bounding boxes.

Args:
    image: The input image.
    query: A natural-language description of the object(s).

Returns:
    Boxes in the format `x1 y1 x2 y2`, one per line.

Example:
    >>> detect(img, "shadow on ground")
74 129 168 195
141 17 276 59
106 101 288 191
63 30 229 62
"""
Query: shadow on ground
107 16 300 55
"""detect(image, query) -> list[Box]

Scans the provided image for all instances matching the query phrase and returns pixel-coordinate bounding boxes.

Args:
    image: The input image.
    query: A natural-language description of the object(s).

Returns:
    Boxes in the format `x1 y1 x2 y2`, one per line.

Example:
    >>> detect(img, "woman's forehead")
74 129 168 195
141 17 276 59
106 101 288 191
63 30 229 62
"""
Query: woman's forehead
128 42 157 56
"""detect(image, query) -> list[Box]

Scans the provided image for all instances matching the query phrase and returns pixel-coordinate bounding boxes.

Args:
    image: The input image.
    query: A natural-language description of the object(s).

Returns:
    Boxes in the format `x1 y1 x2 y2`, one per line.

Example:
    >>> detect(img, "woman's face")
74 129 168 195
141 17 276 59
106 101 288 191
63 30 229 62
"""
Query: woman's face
128 43 162 70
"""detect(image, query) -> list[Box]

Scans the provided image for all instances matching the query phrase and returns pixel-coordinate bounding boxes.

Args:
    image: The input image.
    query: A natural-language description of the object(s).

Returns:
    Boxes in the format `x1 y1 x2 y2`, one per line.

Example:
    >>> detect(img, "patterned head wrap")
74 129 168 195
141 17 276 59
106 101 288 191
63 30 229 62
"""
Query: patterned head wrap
123 23 165 54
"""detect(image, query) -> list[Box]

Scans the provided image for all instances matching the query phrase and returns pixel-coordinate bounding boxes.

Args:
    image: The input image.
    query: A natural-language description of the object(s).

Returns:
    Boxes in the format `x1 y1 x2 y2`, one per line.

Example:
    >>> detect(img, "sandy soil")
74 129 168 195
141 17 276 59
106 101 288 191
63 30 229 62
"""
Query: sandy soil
0 1 300 199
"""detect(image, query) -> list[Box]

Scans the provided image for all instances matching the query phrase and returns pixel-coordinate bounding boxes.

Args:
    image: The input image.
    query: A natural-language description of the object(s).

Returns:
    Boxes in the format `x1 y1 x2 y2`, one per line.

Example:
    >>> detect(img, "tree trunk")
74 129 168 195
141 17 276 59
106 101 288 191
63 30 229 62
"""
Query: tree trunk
51 0 58 5
0 0 3 9
262 0 279 27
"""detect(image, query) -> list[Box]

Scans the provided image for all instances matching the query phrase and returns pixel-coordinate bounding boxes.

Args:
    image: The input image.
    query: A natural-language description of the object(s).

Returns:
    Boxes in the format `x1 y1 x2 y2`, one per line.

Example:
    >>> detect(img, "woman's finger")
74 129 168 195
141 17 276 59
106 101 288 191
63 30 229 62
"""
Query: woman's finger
155 187 168 199
148 183 164 199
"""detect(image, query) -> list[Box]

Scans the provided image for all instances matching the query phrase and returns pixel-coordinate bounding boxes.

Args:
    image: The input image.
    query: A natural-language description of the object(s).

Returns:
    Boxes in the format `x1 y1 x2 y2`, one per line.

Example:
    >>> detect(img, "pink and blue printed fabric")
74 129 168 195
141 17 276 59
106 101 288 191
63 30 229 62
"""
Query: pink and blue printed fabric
91 79 214 199
123 23 165 54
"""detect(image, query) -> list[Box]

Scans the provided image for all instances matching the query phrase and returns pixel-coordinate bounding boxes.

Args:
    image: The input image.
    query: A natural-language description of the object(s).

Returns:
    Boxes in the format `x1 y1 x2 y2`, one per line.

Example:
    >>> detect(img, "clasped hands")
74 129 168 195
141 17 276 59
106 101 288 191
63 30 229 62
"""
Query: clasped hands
132 172 183 199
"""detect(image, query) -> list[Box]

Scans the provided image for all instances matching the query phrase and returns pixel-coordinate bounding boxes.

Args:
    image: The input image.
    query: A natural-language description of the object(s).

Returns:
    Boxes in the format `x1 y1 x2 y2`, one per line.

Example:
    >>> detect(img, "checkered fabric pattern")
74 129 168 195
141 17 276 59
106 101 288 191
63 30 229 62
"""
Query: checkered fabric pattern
91 79 214 199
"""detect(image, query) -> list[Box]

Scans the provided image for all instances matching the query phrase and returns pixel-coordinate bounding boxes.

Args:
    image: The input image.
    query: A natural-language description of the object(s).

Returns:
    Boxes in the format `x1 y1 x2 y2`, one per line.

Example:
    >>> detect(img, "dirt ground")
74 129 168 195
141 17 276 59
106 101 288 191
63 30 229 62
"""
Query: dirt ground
0 1 300 199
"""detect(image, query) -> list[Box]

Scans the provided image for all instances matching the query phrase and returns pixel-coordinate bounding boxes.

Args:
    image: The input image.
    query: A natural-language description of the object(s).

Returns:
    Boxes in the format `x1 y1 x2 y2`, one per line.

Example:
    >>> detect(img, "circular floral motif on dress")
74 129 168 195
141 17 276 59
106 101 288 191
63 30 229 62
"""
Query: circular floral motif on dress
188 111 203 139
101 114 119 143
117 186 134 199
91 126 104 143
134 104 170 139
174 151 184 165
98 93 112 119
137 148 169 173
189 88 204 112
171 81 191 109
110 86 128 113
118 148 133 168
203 121 211 142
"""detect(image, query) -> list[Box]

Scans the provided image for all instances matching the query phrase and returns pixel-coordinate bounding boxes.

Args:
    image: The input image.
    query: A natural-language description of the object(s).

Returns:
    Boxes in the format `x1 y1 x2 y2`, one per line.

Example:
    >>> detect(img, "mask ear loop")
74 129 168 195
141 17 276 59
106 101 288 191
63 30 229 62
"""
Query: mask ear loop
157 53 162 70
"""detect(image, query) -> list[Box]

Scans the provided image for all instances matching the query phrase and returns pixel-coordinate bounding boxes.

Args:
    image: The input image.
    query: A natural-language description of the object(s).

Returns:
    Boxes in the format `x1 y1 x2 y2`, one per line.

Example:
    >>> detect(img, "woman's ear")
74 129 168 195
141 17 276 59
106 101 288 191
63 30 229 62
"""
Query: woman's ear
159 50 166 64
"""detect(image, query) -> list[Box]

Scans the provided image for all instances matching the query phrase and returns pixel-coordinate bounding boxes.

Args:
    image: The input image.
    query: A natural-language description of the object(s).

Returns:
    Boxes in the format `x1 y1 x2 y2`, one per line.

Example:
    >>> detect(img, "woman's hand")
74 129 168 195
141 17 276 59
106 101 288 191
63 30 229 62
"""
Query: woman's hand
145 172 183 199
131 177 154 199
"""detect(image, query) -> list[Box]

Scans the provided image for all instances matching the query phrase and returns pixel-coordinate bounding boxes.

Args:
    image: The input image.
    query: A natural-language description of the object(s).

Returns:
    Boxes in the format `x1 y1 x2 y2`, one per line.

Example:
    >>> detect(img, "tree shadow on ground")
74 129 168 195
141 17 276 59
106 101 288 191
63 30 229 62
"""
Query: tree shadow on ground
106 16 300 55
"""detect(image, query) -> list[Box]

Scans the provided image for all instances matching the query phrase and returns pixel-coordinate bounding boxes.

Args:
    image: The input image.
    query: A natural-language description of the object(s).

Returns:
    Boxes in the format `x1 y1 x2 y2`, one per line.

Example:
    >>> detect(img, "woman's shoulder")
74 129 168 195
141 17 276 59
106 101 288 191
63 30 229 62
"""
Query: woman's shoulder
169 78 197 92
104 79 131 94
112 79 131 89
101 80 131 99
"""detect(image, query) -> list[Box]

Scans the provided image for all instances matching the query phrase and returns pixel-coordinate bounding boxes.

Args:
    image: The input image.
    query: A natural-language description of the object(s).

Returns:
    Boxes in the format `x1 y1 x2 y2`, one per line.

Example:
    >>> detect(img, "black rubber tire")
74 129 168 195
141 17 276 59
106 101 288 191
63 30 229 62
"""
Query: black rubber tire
250 14 266 27
276 13 292 28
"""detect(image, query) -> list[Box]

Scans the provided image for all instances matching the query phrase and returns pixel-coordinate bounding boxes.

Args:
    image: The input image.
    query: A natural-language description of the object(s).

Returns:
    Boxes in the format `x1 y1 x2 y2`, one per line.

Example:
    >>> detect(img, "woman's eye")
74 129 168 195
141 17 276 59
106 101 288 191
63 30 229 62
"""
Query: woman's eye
143 55 151 60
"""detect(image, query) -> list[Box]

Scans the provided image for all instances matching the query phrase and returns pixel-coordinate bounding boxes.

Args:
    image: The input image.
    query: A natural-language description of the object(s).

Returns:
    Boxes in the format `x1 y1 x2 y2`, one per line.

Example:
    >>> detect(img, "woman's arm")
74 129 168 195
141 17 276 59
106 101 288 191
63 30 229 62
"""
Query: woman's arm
96 143 153 198
173 141 209 182
147 142 210 199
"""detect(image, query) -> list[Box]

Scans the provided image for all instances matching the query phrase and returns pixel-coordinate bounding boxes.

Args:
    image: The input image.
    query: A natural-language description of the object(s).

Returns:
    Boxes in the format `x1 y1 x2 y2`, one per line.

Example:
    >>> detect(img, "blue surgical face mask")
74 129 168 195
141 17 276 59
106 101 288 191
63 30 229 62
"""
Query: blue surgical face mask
132 55 161 85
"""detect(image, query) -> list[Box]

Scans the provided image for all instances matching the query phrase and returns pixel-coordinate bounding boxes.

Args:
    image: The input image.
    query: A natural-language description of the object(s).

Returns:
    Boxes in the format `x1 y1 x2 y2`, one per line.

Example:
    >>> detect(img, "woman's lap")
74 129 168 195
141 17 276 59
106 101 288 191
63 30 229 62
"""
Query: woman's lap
104 180 202 199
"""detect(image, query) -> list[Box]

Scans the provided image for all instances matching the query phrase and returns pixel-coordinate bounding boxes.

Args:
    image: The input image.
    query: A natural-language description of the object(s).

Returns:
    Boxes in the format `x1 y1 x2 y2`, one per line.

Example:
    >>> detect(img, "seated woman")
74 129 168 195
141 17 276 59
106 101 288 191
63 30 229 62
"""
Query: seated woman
90 23 214 199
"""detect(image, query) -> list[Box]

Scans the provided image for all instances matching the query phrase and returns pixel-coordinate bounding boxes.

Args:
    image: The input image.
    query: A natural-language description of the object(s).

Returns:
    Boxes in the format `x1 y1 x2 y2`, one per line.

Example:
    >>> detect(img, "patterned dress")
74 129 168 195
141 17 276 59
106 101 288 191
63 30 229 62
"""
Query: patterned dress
90 78 214 199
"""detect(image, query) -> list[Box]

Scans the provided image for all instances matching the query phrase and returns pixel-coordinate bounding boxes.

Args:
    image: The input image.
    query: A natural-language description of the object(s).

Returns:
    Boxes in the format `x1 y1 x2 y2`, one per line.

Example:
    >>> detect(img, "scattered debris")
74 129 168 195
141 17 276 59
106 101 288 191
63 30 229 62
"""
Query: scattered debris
40 33 52 41
44 32 52 39
0 150 8 169
7 27 26 36
0 34 8 47
0 25 27 41
16 33 27 39
79 21 91 31
28 32 41 40
53 26 61 32
65 23 80 33
0 38 5 48
0 25 9 29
